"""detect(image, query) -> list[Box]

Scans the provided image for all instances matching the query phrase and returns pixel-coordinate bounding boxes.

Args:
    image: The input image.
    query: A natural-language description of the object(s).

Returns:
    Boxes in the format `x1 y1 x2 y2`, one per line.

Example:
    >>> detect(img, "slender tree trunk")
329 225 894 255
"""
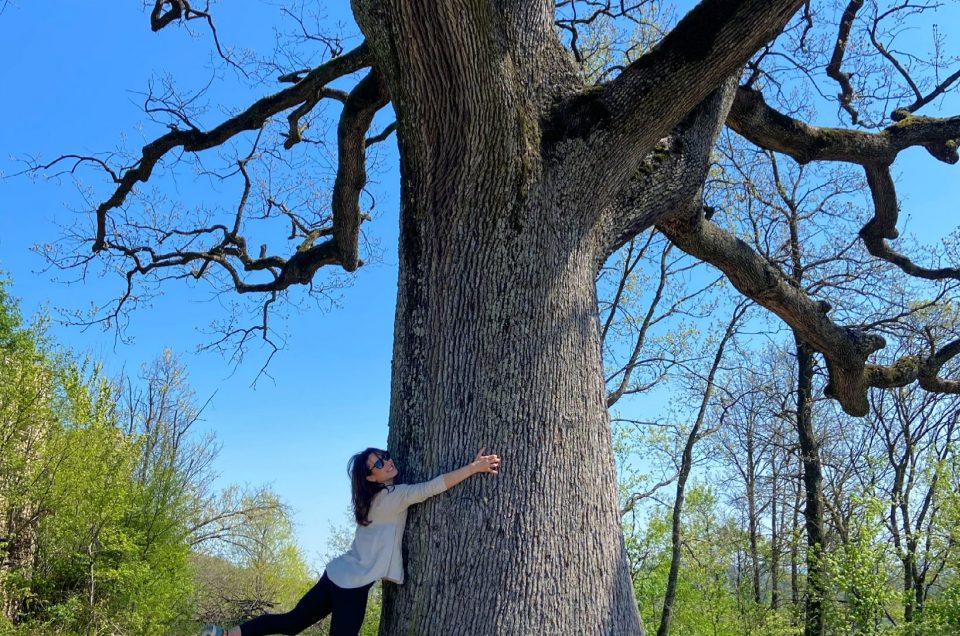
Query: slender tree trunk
657 440 696 636
770 446 780 610
793 336 826 636
913 570 926 619
791 480 801 610
903 554 915 623
657 306 743 636
746 431 762 605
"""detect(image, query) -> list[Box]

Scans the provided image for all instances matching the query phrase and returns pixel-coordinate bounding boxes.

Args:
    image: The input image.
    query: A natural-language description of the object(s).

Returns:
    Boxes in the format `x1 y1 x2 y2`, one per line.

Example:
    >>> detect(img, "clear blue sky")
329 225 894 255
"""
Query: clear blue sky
0 1 385 565
1 1 958 568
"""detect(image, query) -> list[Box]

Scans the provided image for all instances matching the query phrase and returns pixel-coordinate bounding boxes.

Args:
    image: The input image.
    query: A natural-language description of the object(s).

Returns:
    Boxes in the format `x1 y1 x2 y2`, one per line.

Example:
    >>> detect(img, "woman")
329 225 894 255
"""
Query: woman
200 447 501 636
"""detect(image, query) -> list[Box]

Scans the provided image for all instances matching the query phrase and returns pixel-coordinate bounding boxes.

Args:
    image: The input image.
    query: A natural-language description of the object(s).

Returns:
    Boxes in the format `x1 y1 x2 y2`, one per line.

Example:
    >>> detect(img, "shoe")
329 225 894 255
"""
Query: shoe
199 625 225 636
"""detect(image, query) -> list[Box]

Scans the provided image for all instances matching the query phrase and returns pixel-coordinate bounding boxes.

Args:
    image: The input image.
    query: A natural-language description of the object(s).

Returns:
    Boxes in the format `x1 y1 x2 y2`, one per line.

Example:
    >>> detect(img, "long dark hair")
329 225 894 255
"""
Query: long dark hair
349 447 389 526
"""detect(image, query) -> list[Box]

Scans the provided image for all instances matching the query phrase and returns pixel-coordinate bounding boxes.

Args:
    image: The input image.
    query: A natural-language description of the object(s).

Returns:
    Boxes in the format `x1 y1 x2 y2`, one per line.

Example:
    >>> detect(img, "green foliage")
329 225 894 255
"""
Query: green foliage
629 484 800 636
32 383 197 634
912 576 960 635
0 279 314 634
195 492 314 627
821 503 893 636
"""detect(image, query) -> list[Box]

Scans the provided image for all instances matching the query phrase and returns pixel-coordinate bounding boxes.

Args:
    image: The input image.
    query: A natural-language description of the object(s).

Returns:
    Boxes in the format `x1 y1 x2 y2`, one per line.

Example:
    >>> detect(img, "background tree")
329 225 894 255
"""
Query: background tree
0 281 315 633
0 278 61 623
657 300 750 636
869 353 960 629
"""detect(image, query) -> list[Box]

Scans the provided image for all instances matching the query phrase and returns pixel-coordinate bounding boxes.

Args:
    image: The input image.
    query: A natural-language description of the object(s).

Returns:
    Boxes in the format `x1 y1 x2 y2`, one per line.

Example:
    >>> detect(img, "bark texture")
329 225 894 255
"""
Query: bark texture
383 193 638 633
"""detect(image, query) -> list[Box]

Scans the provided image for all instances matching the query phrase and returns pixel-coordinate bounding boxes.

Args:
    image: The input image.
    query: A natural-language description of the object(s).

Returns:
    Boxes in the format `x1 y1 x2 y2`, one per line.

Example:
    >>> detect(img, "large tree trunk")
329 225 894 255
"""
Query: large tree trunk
364 6 640 622
380 156 639 633
350 3 645 633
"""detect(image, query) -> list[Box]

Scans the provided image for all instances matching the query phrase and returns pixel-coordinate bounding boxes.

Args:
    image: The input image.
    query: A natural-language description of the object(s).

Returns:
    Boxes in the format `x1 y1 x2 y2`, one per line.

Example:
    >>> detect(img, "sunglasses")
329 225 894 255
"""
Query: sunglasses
370 452 391 471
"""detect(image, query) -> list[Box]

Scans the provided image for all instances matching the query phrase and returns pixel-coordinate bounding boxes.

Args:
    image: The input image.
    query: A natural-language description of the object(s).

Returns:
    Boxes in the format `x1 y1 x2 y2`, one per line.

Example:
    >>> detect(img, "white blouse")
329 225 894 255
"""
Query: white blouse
325 475 448 588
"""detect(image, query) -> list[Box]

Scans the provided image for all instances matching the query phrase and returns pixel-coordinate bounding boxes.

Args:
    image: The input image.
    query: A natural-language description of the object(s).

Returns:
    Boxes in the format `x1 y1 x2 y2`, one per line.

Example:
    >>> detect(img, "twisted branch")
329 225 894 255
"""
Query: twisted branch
729 85 960 283
77 42 370 253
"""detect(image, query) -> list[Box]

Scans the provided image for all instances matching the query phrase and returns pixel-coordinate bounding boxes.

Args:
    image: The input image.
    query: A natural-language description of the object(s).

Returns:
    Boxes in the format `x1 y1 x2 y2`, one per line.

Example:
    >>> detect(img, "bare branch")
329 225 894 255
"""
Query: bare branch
658 205 885 416
71 42 370 254
148 1 245 74
365 122 397 147
727 85 960 292
728 86 960 166
331 69 390 271
826 0 865 125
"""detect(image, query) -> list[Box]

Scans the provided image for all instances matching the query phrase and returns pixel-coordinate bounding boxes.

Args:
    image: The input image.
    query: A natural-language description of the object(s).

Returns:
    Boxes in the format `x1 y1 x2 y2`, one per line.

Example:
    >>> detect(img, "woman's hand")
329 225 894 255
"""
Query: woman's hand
471 448 501 475
442 448 502 489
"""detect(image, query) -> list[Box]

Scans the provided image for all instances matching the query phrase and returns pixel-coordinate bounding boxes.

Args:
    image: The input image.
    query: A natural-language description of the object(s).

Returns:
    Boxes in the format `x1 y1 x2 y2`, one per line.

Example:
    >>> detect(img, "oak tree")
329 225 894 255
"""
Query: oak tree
35 1 960 633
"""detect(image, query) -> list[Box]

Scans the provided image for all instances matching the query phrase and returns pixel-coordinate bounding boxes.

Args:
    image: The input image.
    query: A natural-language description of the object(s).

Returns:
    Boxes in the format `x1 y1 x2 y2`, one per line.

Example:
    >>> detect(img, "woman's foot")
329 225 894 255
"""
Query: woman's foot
199 625 225 636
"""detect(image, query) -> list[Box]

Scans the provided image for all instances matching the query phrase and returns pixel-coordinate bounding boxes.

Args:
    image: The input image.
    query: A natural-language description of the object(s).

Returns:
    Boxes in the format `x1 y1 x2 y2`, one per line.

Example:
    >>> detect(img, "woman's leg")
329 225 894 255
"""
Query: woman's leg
237 573 334 636
328 581 373 636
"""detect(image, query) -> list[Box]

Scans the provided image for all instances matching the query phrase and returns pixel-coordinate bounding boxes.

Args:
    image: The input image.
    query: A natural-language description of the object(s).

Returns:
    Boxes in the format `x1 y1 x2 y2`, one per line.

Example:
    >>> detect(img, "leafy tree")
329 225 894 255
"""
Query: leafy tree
0 277 60 623
0 284 306 633
194 492 314 629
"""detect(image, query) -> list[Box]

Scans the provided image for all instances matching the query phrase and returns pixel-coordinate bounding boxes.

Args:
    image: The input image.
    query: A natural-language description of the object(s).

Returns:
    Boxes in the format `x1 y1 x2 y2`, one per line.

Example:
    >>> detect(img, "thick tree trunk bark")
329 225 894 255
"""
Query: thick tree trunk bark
378 150 641 634
350 2 644 633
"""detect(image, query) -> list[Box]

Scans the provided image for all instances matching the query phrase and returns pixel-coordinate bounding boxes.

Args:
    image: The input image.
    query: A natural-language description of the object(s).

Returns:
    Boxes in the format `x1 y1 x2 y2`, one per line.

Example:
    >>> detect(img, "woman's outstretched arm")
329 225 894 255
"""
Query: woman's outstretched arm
442 448 500 489
385 448 502 510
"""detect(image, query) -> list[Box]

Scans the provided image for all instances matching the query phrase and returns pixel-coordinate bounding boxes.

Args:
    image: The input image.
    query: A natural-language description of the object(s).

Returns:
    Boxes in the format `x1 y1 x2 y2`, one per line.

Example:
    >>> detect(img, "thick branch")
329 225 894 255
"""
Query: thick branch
866 338 960 394
331 69 390 272
599 78 738 257
729 86 960 283
547 0 804 185
89 42 372 253
728 86 960 166
658 206 884 416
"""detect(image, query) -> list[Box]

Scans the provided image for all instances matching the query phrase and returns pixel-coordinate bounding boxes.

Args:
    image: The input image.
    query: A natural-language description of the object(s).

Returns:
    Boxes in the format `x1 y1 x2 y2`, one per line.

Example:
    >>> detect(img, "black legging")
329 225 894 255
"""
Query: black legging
238 572 373 636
